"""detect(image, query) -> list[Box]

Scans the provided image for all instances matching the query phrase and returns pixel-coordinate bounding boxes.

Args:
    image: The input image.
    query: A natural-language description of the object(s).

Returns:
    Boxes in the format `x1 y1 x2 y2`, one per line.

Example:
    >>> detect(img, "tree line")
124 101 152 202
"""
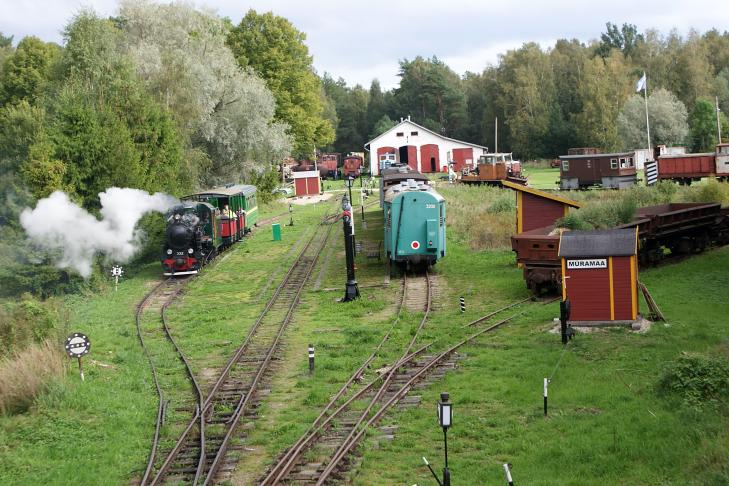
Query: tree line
322 23 729 159
0 0 334 296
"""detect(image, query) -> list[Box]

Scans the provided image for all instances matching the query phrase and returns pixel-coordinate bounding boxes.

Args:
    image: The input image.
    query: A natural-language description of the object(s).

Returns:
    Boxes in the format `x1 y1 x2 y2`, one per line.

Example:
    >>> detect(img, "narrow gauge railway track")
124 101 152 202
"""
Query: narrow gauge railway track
261 293 532 485
147 209 336 486
135 277 201 485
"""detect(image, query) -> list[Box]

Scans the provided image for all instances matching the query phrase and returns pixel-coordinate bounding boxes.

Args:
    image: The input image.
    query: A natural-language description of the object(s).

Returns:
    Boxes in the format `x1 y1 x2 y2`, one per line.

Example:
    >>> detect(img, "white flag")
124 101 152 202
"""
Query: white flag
635 72 647 92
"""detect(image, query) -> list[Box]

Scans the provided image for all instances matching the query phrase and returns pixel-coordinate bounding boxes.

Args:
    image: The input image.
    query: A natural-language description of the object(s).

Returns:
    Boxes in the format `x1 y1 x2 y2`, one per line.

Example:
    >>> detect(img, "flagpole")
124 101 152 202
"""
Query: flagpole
643 72 651 155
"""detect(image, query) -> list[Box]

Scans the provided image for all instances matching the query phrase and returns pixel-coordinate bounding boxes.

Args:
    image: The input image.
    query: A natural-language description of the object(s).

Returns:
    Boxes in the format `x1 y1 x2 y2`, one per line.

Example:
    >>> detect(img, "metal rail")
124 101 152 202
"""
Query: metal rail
150 207 336 485
315 311 523 485
260 273 413 485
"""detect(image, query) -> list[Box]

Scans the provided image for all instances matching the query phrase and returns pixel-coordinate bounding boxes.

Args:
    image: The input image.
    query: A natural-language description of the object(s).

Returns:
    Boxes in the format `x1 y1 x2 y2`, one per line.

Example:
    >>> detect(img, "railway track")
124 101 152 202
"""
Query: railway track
261 292 532 485
146 209 336 485
135 277 200 485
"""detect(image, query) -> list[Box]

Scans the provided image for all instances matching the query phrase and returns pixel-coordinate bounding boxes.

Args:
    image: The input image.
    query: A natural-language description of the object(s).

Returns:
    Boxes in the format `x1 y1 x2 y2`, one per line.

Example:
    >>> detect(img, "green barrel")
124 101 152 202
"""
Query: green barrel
272 223 282 241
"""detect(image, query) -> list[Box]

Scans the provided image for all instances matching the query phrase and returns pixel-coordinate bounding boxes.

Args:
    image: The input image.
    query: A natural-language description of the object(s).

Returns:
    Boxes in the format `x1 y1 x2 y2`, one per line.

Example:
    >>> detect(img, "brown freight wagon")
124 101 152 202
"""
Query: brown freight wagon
559 151 637 189
657 152 715 184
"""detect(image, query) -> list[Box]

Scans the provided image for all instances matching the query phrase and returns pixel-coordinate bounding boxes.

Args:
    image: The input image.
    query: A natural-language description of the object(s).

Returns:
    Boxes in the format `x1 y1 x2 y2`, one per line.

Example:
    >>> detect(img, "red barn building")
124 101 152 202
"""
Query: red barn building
502 180 581 233
292 170 321 197
558 229 639 323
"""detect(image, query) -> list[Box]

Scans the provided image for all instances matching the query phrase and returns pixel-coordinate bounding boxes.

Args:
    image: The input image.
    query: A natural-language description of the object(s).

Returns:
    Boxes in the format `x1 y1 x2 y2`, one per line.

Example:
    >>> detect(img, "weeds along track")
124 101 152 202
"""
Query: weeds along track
147 209 336 486
261 291 533 485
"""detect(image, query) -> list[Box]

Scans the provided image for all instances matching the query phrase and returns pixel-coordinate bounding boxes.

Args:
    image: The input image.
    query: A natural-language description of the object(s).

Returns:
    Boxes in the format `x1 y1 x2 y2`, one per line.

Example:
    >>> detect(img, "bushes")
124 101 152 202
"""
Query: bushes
0 296 64 358
0 340 66 414
657 352 729 410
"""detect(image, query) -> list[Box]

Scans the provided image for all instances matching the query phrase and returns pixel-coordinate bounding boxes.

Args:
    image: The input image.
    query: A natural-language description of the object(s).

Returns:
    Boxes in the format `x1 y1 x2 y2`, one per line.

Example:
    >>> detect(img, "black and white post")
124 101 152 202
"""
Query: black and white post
308 344 315 374
459 297 465 313
437 392 453 486
543 378 549 417
289 203 294 226
341 197 360 302
503 463 514 486
111 265 123 292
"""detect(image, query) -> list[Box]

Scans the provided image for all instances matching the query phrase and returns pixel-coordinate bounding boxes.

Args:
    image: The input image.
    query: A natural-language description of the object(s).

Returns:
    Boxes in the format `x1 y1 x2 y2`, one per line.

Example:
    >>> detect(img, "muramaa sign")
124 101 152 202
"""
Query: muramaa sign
566 259 607 269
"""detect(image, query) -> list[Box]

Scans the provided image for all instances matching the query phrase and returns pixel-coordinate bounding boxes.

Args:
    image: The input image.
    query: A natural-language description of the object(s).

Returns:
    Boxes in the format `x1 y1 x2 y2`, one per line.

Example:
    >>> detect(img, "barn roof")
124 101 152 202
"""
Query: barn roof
558 228 637 258
502 180 582 208
364 119 488 151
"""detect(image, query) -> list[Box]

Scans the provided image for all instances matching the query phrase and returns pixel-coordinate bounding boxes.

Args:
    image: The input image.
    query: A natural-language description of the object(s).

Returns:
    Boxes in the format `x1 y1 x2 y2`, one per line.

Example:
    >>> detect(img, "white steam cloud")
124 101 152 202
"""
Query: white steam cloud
20 188 179 277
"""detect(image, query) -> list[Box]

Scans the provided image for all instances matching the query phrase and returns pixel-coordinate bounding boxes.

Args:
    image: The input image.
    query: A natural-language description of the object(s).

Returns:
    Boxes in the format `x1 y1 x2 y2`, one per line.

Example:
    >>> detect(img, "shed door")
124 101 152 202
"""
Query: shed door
565 266 610 321
306 177 319 195
420 144 439 173
295 178 307 196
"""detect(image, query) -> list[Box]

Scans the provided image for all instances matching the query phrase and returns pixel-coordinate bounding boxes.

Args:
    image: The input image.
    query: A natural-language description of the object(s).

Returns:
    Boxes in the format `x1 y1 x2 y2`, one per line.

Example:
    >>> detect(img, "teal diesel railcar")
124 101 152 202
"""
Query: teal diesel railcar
384 179 446 267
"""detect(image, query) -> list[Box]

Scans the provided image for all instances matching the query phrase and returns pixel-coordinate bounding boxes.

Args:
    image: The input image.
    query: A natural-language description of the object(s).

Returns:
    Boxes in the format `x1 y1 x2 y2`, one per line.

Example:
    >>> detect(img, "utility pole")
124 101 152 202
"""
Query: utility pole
717 96 722 144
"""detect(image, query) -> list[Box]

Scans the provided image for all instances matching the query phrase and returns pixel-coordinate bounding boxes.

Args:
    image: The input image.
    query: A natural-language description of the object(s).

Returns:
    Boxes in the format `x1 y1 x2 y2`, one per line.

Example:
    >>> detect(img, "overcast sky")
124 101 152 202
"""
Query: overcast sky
2 0 729 89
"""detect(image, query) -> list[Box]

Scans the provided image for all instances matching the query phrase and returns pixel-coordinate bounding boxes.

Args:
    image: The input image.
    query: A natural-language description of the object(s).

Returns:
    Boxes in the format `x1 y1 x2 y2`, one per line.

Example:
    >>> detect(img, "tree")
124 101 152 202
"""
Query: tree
393 56 467 139
596 22 644 58
321 74 369 153
118 0 291 184
618 88 689 149
689 97 728 152
496 43 555 159
227 9 334 156
0 36 60 105
366 80 388 139
573 51 631 151
371 115 396 138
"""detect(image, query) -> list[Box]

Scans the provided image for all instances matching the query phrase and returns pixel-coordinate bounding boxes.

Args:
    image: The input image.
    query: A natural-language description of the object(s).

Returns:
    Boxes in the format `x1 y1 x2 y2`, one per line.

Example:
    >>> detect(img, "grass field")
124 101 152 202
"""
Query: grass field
1 183 728 485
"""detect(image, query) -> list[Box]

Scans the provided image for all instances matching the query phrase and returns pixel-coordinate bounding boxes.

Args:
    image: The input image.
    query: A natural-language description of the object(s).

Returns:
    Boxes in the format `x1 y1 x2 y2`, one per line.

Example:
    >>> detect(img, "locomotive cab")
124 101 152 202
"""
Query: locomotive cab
162 202 218 276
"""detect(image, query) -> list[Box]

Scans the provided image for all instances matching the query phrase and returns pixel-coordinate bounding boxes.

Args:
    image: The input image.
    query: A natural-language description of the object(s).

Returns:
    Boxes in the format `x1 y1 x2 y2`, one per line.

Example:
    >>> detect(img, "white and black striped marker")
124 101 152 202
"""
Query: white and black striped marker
543 378 549 416
308 344 315 374
503 463 514 486
459 297 465 313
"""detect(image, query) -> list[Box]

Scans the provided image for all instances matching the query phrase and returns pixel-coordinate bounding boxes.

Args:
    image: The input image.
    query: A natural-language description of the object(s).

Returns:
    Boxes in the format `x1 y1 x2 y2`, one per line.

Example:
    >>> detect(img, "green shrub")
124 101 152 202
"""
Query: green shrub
682 179 729 204
0 296 63 358
657 352 729 410
487 193 516 214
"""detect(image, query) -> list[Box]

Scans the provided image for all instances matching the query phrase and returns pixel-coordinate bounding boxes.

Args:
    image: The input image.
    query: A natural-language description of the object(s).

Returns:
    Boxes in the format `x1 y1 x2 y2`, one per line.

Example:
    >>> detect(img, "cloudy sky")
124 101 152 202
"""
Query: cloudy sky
2 0 729 89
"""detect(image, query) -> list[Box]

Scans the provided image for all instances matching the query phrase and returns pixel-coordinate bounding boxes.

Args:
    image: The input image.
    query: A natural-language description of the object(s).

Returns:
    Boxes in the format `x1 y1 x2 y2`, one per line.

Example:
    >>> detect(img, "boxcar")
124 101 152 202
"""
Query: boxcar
383 179 446 267
318 153 340 179
657 152 715 184
559 151 637 189
342 155 363 178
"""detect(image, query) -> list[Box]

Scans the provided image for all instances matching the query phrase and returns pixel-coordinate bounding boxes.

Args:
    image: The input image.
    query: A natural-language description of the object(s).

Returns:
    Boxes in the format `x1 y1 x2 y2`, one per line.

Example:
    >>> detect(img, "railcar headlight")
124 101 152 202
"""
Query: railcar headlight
174 213 181 220
188 248 194 254
166 249 173 255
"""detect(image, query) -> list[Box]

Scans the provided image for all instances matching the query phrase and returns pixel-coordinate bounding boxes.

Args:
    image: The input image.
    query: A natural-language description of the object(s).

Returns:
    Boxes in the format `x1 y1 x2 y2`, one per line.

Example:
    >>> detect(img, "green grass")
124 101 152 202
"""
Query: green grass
2 184 728 485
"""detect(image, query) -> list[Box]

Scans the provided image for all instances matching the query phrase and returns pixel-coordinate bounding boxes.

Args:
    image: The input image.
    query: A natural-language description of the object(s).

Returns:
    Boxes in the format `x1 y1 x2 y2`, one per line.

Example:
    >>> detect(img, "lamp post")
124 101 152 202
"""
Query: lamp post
341 196 359 302
437 392 452 486
346 176 354 206
345 177 356 255
288 203 294 226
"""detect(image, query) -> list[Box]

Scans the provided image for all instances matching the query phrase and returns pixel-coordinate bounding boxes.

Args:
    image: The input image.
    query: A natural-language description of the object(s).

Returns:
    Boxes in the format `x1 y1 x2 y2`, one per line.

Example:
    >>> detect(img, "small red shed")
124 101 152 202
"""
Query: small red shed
292 170 321 197
558 228 639 323
502 180 581 233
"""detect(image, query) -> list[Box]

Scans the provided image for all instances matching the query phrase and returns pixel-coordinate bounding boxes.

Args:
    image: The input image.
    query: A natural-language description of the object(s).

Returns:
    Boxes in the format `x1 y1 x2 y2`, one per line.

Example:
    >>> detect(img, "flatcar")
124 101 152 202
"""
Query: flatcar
342 154 363 178
511 202 729 294
559 151 637 189
379 164 430 208
384 178 446 268
162 184 258 276
460 153 527 186
656 143 729 184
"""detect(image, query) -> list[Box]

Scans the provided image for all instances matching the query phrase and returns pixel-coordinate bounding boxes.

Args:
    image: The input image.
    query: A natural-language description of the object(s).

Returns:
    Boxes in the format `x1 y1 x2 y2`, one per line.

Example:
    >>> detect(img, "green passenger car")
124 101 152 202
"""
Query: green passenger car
383 179 446 267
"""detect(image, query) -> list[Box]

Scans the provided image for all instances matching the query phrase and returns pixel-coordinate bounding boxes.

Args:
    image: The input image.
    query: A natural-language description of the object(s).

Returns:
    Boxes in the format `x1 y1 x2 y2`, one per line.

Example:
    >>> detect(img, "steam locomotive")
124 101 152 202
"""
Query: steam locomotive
162 184 258 276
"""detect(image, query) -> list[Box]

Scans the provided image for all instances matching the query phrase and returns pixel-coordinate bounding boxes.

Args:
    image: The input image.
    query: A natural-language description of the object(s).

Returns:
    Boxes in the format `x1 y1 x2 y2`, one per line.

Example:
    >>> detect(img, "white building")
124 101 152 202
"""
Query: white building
364 117 488 175
633 146 687 169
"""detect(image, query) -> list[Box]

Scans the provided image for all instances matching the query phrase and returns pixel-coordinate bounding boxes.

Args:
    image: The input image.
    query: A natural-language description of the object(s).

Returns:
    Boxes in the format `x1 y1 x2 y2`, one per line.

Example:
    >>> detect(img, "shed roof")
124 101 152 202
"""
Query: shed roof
502 180 581 208
558 228 637 258
188 184 256 197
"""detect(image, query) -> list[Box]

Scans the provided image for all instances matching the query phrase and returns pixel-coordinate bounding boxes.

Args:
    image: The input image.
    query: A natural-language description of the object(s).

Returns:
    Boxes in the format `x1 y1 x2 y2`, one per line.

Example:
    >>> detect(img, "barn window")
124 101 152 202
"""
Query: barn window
611 158 618 169
561 160 569 171
411 131 419 136
396 132 404 137
619 157 627 168
628 157 635 167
